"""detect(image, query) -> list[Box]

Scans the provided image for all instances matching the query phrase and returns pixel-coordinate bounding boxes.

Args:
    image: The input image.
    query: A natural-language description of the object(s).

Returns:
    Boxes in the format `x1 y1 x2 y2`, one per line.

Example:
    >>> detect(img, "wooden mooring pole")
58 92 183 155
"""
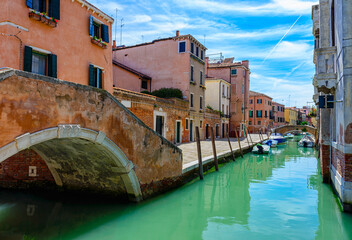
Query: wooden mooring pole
247 126 254 146
210 127 219 171
244 125 252 148
195 126 204 180
259 129 263 141
234 128 243 158
226 132 235 161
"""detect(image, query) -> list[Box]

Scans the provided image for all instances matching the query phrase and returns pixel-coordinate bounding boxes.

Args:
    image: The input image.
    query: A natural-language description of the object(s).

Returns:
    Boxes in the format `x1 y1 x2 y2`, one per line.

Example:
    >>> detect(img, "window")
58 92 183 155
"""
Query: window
196 46 199 56
24 46 57 78
242 103 244 113
227 87 229 97
89 16 109 43
249 99 253 104
249 110 253 118
258 121 261 125
200 96 203 110
249 121 252 125
89 64 103 89
222 85 225 96
227 106 229 115
190 93 194 108
231 69 237 75
155 115 164 136
222 104 224 113
257 99 262 104
141 80 148 90
265 110 267 118
201 50 204 60
200 120 203 128
185 119 189 130
243 69 246 76
242 84 244 94
191 42 194 53
190 66 194 82
178 41 186 53
256 110 262 118
200 71 203 85
27 0 60 20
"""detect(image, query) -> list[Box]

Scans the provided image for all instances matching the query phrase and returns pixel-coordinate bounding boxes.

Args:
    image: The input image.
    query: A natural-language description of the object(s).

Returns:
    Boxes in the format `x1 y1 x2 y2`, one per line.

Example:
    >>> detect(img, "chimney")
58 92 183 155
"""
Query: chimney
113 40 116 48
176 30 179 37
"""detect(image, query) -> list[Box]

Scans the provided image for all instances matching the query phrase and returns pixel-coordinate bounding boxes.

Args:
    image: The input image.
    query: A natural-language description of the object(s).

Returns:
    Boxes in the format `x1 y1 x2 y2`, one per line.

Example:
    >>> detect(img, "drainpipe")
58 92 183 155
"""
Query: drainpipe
1 31 23 70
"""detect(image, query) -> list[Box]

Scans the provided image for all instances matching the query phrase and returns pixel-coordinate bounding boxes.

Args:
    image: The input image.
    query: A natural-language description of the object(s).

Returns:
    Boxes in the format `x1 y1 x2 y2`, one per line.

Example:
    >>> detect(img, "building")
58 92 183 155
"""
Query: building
284 107 298 125
248 91 273 133
312 0 352 212
205 77 230 138
112 31 207 141
0 0 114 93
272 102 285 127
207 58 250 137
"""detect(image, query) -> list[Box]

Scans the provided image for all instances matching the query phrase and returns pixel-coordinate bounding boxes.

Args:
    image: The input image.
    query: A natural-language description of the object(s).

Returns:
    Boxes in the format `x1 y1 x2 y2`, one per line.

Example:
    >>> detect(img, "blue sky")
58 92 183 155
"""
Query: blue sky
91 0 318 108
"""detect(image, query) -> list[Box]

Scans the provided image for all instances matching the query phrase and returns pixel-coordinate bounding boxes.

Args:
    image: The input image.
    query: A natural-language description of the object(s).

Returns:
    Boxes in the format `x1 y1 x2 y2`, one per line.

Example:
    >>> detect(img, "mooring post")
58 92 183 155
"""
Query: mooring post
235 128 243 158
195 126 204 180
247 126 254 146
210 127 219 171
259 129 263 141
226 132 235 161
244 125 251 148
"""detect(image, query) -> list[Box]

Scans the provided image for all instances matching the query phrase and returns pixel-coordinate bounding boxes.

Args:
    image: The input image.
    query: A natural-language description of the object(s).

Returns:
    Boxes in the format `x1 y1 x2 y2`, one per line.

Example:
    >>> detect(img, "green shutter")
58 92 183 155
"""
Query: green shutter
89 64 95 87
48 54 57 78
51 0 60 20
24 46 32 72
99 68 103 89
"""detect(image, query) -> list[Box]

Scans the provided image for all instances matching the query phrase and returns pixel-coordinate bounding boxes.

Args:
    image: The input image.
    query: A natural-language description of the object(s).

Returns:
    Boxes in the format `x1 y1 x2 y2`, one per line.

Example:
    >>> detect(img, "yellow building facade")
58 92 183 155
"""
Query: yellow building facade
284 108 298 125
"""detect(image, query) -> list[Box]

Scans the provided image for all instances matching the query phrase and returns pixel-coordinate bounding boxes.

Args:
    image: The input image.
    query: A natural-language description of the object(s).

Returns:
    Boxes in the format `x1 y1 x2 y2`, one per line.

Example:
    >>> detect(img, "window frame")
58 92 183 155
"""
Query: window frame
200 95 203 110
231 69 237 75
178 41 186 53
190 93 194 108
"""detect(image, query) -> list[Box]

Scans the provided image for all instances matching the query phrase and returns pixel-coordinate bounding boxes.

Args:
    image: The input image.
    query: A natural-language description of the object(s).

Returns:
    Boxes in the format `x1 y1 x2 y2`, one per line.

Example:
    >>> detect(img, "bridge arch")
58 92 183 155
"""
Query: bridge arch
0 125 142 201
272 125 317 136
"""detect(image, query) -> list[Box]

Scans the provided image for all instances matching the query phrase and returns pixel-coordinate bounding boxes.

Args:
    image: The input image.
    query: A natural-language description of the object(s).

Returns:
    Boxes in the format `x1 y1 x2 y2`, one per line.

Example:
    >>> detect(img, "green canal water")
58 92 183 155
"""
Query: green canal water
0 139 351 240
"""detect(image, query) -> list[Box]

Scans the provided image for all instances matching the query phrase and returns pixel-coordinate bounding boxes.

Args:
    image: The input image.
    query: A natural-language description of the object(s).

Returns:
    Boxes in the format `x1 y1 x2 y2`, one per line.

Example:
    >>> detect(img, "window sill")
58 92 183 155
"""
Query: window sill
190 81 196 85
91 37 107 49
199 85 206 89
29 10 57 28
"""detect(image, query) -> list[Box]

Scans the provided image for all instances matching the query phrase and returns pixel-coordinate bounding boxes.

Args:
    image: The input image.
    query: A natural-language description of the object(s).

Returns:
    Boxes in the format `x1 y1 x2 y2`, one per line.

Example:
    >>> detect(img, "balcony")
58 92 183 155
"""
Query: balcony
313 46 337 94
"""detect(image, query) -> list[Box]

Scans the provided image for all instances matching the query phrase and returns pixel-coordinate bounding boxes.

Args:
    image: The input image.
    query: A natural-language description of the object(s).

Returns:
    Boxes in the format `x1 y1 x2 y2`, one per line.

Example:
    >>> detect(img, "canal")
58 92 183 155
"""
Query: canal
0 139 351 240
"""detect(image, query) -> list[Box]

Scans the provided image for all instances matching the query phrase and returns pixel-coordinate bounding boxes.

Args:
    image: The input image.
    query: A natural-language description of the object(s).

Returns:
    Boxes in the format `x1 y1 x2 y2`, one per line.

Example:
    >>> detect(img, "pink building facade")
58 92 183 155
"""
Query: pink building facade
207 58 250 137
272 102 285 128
248 91 273 133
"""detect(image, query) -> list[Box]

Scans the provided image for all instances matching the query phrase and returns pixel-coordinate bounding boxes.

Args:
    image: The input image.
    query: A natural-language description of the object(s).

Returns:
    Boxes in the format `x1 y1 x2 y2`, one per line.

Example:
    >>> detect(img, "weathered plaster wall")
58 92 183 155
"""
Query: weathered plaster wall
112 65 145 92
0 70 183 199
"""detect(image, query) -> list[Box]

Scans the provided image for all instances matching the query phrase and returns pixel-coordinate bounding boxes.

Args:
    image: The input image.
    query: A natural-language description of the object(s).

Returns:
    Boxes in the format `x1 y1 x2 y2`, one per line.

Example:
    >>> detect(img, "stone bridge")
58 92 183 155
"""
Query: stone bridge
0 69 183 201
272 125 317 136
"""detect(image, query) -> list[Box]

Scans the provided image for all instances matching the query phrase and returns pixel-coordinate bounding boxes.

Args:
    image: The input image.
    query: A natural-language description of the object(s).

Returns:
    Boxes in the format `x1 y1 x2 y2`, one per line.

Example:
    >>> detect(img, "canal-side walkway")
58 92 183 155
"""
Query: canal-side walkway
180 134 267 173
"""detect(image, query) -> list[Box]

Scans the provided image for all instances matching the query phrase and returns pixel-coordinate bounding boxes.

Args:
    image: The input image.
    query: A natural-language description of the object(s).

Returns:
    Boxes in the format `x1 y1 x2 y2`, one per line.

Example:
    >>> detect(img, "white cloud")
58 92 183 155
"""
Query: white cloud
174 0 318 15
268 41 313 60
130 15 152 24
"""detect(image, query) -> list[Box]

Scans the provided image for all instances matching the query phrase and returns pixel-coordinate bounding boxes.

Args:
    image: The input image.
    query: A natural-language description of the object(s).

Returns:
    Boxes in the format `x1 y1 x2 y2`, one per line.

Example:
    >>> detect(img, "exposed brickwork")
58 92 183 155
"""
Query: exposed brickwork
332 146 352 182
320 144 331 182
0 149 55 189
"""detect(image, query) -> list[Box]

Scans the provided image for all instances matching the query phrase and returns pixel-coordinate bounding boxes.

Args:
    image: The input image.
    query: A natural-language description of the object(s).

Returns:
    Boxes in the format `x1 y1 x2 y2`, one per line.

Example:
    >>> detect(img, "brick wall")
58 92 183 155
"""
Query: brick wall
0 149 55 189
332 146 352 182
320 144 331 182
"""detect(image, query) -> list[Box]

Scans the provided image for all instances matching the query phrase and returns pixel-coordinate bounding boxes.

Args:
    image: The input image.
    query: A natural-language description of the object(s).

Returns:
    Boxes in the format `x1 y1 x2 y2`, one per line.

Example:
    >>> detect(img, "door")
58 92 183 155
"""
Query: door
156 115 164 136
190 120 194 141
206 124 209 139
176 121 181 143
222 123 225 138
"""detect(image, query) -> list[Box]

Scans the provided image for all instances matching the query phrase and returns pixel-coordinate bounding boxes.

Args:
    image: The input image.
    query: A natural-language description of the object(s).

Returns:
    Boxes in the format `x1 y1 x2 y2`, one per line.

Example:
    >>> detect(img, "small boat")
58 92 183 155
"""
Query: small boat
269 133 287 144
298 135 315 148
285 133 294 139
262 139 278 148
252 144 270 154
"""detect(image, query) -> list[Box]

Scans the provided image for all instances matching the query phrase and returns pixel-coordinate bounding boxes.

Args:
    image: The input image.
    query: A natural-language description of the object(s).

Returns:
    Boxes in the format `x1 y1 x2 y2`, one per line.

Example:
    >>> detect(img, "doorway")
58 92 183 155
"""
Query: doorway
190 120 194 141
176 121 181 144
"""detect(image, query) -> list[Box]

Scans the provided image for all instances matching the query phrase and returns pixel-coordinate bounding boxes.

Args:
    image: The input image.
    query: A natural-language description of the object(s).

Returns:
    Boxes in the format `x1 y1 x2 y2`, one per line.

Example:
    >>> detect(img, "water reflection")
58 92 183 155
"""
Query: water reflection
0 141 351 240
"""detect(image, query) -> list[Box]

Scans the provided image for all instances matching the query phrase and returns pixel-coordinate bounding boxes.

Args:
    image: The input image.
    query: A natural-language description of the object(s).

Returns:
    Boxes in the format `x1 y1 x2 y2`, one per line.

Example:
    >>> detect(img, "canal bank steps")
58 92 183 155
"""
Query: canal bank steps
179 134 267 174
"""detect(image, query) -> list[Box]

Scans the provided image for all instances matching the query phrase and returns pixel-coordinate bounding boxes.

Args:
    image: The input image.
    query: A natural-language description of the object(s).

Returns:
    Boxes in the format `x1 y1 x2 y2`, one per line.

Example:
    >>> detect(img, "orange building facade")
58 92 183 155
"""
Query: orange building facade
207 58 250 137
248 91 273 133
272 101 285 128
0 0 114 93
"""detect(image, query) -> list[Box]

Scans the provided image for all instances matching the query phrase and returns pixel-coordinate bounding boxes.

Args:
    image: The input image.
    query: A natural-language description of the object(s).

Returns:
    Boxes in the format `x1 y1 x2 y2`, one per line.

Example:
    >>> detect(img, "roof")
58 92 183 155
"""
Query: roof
205 77 231 85
113 34 207 51
208 58 249 70
272 101 285 107
113 60 152 80
75 0 114 23
249 90 272 99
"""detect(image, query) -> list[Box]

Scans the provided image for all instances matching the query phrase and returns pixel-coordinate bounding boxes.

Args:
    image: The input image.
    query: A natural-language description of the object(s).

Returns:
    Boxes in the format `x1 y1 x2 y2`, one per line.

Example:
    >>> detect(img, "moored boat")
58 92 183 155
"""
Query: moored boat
269 133 287 145
263 139 278 148
252 144 270 154
285 133 294 139
298 135 315 148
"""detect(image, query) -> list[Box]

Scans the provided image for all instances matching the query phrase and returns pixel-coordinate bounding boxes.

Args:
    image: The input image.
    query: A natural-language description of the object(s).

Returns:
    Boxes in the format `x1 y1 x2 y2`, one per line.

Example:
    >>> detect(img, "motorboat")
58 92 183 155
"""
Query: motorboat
262 139 278 148
298 135 315 148
269 133 287 144
252 144 270 154
285 133 294 139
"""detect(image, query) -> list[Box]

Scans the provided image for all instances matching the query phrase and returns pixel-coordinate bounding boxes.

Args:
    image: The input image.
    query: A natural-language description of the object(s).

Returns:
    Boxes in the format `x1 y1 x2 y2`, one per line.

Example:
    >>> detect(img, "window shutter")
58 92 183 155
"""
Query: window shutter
101 24 109 43
26 0 33 8
99 68 103 89
89 16 94 36
48 54 57 78
89 64 94 86
51 0 60 20
24 46 32 72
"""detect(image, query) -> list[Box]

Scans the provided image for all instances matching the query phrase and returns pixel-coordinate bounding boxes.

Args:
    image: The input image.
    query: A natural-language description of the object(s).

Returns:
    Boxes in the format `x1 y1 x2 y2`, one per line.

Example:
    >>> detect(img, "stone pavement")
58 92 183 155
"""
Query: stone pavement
179 134 267 173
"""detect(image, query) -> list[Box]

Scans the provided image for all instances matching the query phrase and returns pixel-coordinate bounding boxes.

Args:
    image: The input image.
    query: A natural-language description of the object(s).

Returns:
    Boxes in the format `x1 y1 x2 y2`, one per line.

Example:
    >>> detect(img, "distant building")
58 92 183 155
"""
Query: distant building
0 0 114 93
112 31 208 142
248 91 273 133
207 58 250 137
272 102 285 127
284 107 298 125
312 1 352 212
205 77 230 138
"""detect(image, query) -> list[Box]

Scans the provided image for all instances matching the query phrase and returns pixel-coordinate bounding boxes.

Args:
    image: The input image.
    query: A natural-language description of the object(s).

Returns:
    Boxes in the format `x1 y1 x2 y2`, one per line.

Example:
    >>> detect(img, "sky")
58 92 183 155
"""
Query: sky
90 0 318 108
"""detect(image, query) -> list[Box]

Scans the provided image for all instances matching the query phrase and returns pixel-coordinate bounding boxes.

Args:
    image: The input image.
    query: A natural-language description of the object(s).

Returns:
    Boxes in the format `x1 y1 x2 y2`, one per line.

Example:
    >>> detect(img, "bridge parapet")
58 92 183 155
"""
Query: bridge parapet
0 69 182 201
272 125 317 136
